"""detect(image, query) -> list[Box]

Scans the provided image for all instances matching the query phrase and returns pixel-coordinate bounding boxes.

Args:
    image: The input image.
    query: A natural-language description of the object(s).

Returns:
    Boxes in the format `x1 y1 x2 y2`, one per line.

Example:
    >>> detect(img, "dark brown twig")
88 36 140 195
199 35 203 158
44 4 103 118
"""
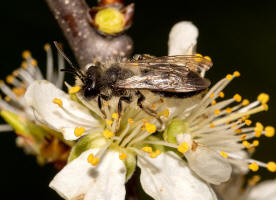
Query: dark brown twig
45 0 133 67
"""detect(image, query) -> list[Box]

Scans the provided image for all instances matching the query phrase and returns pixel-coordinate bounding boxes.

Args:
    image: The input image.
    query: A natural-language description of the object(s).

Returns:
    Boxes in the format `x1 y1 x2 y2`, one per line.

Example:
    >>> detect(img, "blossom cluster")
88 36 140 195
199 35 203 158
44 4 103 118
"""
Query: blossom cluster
1 21 276 200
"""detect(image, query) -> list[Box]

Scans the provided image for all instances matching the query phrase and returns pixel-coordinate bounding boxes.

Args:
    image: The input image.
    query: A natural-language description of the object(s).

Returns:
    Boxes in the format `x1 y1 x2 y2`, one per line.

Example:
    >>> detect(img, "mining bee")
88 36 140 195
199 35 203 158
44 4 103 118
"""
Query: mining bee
54 42 212 125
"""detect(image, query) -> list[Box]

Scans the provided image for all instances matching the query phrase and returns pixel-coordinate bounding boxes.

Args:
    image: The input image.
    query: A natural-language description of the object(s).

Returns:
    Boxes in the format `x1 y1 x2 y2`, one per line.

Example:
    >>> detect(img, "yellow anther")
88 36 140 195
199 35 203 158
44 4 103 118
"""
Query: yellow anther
204 56 212 61
240 134 247 140
177 142 190 153
235 129 242 134
214 109 220 115
248 175 261 186
128 118 134 124
149 150 162 158
219 92 225 98
226 107 232 113
31 59 37 66
226 74 233 80
112 113 119 120
21 61 28 69
220 151 228 158
233 94 242 102
44 43 51 51
255 132 262 138
254 122 263 137
12 87 26 96
209 93 214 98
22 50 31 59
142 146 152 153
150 152 158 158
155 149 161 156
245 120 252 126
151 104 156 109
4 96 11 102
145 123 156 133
242 141 251 149
248 162 259 172
103 129 114 139
211 100 216 105
69 86 81 94
267 161 276 172
6 75 14 84
210 123 215 128
242 99 250 106
263 104 269 111
74 127 85 137
265 126 275 137
52 98 63 107
87 154 99 166
233 71 241 77
195 53 203 57
106 120 113 126
252 140 259 147
257 93 269 104
142 119 147 123
119 152 127 160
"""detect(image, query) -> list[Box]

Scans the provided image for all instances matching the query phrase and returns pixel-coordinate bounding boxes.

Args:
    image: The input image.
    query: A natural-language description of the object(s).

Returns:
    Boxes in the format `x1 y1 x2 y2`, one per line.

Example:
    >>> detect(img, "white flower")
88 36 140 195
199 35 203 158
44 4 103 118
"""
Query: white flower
215 175 276 200
162 71 276 184
0 44 64 122
24 80 217 200
247 180 276 200
168 21 198 56
0 44 68 161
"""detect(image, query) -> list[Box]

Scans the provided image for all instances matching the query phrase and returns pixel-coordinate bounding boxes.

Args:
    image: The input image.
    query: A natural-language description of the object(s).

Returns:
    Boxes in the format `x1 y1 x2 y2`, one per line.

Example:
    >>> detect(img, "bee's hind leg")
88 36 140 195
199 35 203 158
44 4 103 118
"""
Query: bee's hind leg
136 91 164 130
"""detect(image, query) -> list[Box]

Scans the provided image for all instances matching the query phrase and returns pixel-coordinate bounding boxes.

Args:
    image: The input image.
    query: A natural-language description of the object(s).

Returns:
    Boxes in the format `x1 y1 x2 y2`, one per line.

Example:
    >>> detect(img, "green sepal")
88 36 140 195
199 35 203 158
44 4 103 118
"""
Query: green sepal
123 149 136 181
68 133 106 162
1 110 46 140
163 119 188 144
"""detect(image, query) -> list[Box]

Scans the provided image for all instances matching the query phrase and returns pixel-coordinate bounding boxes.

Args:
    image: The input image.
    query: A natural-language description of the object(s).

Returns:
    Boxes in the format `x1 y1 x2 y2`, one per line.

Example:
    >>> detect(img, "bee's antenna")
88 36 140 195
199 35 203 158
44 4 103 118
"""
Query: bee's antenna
53 41 85 81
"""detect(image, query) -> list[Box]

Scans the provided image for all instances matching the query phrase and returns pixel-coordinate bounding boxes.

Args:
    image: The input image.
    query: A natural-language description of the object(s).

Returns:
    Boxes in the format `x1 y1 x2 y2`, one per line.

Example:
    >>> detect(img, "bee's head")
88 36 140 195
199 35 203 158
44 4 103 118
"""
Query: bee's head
83 65 102 99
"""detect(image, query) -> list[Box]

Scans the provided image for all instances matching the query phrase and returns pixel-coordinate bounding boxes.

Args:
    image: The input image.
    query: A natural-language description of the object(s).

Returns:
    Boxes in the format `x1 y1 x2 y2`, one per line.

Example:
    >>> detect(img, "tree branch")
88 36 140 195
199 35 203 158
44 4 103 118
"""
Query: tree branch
45 0 133 67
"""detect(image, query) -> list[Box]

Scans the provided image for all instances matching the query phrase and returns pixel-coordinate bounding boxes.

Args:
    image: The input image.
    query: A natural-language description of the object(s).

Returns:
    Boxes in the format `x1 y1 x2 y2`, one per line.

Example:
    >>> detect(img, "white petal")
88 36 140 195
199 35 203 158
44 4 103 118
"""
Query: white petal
185 145 232 185
247 180 276 200
138 151 217 200
168 21 198 56
49 149 126 200
24 80 102 140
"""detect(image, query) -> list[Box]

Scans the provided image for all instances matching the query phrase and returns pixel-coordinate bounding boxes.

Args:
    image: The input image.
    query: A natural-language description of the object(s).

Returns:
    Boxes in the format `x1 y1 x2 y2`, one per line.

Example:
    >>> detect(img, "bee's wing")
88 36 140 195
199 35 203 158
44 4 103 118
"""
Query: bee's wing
115 64 210 92
122 55 213 74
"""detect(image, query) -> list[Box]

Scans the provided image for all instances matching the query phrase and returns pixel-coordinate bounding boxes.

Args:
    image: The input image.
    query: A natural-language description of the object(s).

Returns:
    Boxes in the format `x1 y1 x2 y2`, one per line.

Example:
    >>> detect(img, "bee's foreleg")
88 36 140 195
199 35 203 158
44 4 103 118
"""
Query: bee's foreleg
136 91 164 130
118 96 132 117
98 94 112 118
116 95 132 130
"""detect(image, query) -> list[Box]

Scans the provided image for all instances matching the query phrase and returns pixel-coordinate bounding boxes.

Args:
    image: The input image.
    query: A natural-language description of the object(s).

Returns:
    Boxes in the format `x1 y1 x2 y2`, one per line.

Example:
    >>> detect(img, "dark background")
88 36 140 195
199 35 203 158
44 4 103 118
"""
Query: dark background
1 0 276 199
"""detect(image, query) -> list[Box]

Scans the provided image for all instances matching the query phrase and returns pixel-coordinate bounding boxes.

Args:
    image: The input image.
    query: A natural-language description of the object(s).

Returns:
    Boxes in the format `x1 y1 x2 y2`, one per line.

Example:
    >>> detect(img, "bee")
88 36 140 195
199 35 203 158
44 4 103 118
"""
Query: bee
54 42 212 122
